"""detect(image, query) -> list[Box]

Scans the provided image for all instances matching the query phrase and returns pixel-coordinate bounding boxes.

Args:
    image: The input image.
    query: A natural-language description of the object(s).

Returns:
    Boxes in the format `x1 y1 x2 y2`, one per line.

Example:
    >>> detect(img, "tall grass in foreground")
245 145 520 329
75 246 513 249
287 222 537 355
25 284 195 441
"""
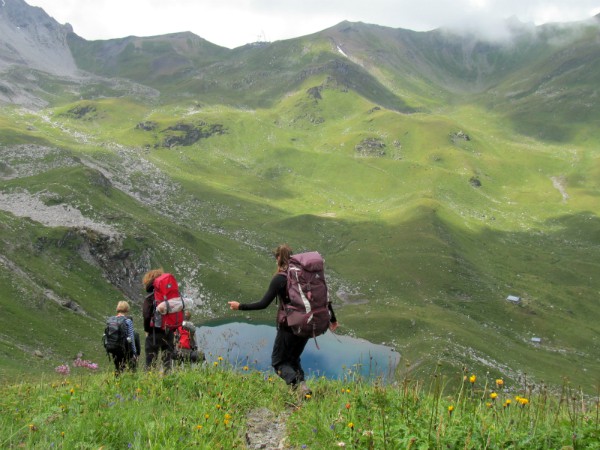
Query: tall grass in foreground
290 368 600 449
1 359 598 449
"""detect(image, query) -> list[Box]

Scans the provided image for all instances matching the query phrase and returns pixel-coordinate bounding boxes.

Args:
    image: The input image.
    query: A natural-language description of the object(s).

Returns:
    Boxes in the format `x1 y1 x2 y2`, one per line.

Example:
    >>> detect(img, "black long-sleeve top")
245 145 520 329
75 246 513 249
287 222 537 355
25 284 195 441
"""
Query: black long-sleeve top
142 290 155 333
239 273 337 322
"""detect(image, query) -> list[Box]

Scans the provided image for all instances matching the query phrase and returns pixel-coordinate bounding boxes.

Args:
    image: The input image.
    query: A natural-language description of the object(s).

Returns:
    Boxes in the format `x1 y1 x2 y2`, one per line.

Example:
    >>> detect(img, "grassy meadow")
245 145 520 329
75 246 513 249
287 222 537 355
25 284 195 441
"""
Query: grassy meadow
1 359 598 449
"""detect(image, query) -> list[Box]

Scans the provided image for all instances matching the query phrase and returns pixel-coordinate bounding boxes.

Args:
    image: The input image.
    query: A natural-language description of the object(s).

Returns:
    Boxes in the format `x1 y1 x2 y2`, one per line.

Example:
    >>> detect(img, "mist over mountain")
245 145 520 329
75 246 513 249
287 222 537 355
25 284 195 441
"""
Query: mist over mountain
1 0 600 391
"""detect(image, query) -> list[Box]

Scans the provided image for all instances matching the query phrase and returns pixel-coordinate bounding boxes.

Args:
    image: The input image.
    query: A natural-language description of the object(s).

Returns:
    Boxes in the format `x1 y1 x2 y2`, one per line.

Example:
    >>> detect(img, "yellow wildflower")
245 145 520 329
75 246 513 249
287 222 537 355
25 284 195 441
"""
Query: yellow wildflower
490 392 498 400
469 374 476 384
495 379 504 387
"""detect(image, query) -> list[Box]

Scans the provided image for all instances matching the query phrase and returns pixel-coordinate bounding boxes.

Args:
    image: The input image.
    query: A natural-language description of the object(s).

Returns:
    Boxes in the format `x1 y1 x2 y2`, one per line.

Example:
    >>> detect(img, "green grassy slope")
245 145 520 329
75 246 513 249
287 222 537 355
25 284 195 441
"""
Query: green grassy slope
1 19 600 392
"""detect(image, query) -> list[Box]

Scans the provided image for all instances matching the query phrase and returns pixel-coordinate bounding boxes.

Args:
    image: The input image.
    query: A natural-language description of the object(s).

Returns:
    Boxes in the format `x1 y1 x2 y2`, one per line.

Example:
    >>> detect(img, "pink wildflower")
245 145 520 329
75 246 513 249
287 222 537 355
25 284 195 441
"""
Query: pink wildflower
55 364 70 375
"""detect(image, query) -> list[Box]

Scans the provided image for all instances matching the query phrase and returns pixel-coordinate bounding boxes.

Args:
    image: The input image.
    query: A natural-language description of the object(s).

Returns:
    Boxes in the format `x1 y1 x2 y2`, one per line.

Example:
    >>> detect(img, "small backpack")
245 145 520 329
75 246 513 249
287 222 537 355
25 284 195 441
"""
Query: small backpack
176 326 192 350
152 273 185 331
280 251 331 339
103 316 128 355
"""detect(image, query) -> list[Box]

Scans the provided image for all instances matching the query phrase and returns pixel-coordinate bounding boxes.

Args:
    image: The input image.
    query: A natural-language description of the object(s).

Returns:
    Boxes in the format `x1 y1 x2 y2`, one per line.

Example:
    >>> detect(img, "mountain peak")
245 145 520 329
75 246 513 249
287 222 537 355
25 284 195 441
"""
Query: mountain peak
0 0 78 76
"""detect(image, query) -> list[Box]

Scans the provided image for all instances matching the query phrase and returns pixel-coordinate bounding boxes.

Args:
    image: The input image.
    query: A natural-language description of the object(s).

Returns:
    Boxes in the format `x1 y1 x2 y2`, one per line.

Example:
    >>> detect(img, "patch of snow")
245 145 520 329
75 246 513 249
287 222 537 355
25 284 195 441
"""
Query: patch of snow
337 45 348 57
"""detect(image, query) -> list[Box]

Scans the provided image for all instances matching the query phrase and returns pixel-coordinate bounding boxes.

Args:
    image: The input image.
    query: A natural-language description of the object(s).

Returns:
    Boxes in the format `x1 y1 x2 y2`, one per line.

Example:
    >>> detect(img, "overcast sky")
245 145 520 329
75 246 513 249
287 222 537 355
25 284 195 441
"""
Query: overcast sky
24 0 600 49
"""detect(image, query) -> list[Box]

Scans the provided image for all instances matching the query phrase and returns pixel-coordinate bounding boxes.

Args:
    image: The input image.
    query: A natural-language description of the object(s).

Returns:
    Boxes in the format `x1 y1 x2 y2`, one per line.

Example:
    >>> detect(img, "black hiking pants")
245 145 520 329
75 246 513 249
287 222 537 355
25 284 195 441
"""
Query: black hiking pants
145 328 175 372
111 349 137 375
271 326 309 386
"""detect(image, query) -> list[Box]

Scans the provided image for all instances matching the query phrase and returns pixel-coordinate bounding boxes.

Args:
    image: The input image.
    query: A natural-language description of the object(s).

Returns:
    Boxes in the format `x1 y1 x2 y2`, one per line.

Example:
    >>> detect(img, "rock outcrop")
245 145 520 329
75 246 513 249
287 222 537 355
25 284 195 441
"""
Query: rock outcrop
0 0 78 76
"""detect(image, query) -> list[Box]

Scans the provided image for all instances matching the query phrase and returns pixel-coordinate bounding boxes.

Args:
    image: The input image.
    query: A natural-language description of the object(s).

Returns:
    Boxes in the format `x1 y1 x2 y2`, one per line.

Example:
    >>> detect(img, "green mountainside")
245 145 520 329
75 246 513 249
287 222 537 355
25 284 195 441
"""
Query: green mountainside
1 3 599 392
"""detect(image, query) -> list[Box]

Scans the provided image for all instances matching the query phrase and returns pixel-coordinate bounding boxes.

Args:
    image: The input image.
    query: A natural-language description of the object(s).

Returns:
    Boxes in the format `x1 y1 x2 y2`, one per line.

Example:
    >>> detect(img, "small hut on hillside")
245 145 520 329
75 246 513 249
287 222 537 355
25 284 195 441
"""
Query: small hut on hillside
506 295 521 304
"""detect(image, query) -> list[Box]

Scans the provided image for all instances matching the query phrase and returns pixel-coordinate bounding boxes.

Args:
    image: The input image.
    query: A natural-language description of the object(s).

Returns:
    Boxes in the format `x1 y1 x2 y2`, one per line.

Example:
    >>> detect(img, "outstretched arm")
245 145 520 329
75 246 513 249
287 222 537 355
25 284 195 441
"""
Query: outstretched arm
228 274 285 311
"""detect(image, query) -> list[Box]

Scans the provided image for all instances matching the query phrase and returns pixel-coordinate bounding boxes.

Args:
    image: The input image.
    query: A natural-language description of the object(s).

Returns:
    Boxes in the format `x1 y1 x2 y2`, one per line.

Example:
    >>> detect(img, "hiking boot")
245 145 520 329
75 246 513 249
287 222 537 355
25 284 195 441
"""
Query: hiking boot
298 381 312 399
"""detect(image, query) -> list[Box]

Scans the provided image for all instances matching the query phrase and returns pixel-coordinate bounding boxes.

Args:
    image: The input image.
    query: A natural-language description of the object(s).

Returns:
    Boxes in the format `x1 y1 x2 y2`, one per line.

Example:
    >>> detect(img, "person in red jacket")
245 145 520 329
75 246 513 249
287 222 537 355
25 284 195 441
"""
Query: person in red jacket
175 310 204 364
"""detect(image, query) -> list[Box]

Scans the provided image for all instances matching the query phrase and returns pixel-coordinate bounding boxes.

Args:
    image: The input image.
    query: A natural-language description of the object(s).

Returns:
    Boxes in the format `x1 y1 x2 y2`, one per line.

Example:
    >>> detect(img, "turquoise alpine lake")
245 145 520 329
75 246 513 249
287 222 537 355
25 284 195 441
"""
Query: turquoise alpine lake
196 320 400 380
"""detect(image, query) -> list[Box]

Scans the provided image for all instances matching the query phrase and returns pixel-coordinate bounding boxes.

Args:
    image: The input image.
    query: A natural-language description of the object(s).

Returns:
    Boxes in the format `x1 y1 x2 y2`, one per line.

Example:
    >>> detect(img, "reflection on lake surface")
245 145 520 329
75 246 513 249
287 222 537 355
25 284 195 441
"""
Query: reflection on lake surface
196 320 400 381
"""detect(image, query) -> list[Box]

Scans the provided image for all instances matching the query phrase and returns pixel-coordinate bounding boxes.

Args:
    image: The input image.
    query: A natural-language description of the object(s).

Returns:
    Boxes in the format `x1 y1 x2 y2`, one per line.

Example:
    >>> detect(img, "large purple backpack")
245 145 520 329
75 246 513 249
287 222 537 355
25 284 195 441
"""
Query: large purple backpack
280 251 331 339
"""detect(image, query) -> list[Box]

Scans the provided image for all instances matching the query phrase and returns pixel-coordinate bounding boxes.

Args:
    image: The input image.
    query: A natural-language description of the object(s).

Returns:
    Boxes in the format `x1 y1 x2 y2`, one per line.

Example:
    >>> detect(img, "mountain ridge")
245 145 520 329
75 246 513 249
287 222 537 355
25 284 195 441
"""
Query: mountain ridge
2 0 599 119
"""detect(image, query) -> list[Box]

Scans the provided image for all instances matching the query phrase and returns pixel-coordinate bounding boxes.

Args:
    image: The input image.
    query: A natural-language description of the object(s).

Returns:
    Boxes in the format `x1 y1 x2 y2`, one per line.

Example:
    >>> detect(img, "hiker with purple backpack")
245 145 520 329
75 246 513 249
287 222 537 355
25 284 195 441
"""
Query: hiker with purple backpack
228 244 338 398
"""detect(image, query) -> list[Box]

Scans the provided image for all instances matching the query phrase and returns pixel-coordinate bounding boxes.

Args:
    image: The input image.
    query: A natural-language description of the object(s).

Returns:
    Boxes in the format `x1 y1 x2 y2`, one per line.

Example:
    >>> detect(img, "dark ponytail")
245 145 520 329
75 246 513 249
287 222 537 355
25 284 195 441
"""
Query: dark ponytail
274 244 292 272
